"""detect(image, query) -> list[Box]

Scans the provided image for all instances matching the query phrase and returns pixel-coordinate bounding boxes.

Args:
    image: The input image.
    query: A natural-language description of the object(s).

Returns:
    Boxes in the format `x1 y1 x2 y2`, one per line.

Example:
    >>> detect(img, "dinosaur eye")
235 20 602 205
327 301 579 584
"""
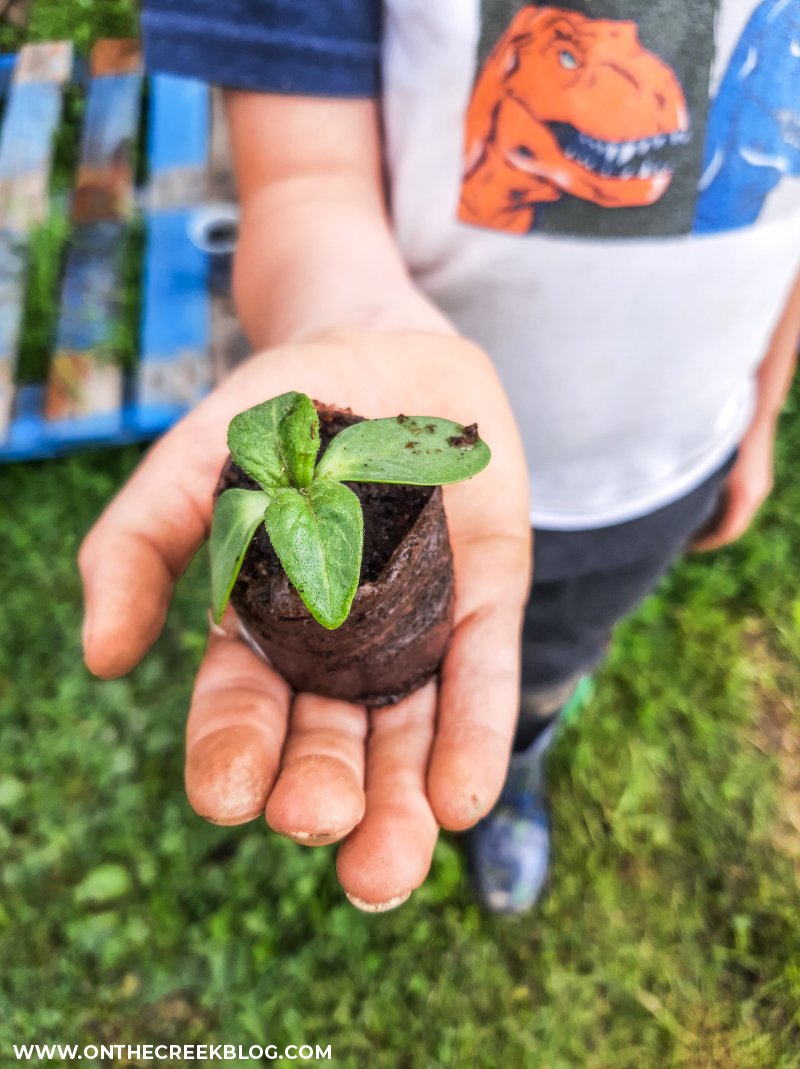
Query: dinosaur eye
558 49 578 70
514 145 534 158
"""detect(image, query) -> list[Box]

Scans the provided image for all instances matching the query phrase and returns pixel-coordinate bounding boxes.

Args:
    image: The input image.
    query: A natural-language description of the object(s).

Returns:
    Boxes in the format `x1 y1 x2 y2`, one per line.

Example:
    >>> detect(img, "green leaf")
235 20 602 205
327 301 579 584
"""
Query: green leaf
228 392 320 490
314 415 490 485
209 489 270 623
265 481 363 630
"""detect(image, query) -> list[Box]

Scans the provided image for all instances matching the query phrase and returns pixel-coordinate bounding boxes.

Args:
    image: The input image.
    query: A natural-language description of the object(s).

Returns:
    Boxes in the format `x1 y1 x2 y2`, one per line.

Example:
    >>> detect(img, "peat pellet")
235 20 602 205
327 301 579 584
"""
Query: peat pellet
216 406 455 706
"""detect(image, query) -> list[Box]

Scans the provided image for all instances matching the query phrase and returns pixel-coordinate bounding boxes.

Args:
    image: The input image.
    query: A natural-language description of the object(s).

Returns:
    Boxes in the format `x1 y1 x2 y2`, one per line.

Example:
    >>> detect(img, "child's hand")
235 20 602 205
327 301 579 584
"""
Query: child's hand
79 330 531 911
692 415 775 551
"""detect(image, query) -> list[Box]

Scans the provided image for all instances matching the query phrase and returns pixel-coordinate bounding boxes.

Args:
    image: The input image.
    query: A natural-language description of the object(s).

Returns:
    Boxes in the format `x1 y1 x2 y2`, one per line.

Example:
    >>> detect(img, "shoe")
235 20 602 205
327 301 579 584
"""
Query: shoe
466 721 555 915
466 676 592 915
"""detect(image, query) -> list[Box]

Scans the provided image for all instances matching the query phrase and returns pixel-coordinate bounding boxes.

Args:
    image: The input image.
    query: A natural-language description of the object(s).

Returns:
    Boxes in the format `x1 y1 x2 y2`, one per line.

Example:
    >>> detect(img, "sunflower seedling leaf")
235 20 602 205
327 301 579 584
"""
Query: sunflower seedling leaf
315 415 490 485
264 482 363 629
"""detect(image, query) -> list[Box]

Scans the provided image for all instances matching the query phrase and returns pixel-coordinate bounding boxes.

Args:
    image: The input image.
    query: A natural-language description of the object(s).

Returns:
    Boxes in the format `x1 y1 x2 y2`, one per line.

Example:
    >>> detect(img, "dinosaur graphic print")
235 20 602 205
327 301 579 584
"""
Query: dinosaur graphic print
693 0 800 232
459 5 692 234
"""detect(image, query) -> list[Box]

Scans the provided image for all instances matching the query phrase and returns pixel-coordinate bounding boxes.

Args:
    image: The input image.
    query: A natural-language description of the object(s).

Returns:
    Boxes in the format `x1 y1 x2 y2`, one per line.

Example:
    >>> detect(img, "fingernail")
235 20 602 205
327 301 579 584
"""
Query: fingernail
345 890 412 913
289 829 351 843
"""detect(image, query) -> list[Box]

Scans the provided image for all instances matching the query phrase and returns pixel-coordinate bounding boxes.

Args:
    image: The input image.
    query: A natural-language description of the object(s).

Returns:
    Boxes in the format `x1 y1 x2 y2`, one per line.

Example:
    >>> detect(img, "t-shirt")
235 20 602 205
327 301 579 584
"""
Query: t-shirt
140 0 382 97
142 0 800 529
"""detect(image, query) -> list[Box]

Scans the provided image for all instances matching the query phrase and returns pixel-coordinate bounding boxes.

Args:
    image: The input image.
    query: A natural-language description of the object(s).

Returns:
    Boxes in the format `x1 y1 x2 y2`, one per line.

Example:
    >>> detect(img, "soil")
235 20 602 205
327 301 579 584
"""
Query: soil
216 404 455 706
448 423 479 448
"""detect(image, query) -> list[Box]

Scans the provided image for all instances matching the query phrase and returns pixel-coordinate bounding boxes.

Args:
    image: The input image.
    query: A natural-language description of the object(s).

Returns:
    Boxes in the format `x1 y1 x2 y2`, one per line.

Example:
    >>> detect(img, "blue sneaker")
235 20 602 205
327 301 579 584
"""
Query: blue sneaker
467 676 592 915
467 721 555 915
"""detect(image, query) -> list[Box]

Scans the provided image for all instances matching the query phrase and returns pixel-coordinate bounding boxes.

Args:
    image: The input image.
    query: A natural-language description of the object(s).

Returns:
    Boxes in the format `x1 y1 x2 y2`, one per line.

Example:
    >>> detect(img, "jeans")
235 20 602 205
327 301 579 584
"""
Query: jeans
518 452 737 728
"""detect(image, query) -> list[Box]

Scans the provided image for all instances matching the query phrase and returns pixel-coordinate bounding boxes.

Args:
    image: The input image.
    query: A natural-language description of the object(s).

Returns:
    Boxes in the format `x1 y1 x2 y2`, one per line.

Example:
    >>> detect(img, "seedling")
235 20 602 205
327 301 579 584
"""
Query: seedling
210 392 490 629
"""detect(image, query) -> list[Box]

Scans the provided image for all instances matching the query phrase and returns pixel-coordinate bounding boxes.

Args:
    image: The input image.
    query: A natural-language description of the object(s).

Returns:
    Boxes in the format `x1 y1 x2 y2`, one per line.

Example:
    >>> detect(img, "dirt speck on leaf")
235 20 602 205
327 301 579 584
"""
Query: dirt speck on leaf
397 414 408 424
310 422 317 439
448 423 480 448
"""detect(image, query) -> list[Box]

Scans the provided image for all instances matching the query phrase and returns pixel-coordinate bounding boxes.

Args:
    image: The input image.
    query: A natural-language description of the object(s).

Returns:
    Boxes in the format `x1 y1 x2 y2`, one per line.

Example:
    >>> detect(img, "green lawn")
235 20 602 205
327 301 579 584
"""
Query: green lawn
1 4 800 1067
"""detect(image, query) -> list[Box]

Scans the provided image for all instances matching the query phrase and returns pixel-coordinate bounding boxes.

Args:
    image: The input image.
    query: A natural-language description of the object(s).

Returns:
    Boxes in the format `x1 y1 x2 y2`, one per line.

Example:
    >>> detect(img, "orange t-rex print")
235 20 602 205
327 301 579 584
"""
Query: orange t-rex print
459 5 691 234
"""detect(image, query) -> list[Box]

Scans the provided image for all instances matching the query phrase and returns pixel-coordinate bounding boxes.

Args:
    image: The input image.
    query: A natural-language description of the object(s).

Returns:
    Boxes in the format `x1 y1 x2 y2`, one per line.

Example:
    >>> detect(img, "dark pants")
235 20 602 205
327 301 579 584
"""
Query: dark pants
518 453 737 729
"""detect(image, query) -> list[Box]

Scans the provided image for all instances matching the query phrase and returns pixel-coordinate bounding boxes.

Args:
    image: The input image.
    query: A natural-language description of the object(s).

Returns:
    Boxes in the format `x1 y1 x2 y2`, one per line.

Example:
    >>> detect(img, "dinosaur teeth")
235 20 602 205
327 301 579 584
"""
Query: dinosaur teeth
546 120 686 180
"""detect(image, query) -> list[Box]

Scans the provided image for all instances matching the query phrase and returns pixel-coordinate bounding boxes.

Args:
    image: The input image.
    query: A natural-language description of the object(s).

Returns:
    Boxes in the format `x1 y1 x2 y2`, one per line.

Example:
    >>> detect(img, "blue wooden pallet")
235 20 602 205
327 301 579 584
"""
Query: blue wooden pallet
0 42 217 463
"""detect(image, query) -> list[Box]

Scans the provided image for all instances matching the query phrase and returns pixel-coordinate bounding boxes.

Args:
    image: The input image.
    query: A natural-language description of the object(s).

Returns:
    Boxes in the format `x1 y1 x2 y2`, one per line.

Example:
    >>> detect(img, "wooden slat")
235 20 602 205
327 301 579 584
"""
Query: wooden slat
44 40 142 435
143 73 208 212
0 42 71 232
44 223 127 426
0 42 71 442
73 40 141 225
135 74 211 431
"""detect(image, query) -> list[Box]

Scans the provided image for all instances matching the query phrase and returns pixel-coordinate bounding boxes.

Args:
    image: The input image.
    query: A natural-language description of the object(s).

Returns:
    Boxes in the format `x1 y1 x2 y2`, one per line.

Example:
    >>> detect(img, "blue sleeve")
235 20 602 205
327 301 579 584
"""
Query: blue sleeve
140 0 382 97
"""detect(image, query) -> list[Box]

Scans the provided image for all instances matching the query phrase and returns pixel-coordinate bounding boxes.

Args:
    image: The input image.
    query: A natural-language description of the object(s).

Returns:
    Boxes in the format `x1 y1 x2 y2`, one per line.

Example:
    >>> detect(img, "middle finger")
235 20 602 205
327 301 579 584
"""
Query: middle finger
266 693 369 845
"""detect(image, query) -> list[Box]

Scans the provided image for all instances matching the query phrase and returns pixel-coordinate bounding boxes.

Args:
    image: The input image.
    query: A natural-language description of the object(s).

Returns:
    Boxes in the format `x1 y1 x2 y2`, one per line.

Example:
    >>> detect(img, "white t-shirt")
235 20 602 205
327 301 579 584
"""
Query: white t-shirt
382 0 800 528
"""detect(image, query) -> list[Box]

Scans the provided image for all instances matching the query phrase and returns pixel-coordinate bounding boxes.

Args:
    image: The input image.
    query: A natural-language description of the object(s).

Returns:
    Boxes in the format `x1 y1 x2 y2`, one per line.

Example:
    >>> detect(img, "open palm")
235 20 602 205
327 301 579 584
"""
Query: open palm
80 331 531 910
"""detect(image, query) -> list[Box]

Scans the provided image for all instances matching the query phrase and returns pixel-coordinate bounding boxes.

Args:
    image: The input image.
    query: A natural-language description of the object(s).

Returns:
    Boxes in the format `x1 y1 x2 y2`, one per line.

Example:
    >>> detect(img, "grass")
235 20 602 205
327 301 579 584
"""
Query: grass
1 1 800 1066
0 0 136 53
15 207 70 383
2 409 800 1068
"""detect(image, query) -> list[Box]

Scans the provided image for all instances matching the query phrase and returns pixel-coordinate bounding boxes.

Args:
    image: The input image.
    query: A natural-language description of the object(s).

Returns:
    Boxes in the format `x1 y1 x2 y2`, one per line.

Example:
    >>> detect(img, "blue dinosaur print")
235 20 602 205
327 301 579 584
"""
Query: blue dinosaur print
693 0 800 233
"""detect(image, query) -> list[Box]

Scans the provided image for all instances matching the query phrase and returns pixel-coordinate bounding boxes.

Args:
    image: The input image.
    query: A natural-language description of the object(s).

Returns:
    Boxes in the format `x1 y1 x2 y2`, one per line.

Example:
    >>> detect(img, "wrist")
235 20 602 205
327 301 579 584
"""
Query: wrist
751 380 785 426
232 182 453 350
745 404 779 443
265 285 456 349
